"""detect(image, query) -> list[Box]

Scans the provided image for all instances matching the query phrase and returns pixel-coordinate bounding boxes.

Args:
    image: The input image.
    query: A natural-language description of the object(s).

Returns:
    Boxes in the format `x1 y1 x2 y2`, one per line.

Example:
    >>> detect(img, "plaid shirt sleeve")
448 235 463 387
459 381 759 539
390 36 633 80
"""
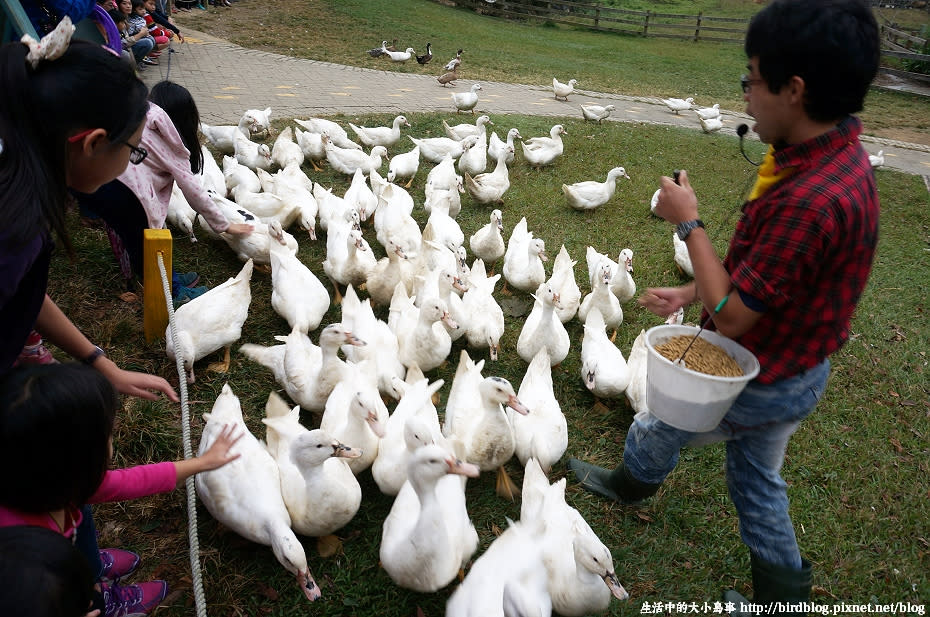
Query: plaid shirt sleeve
715 116 879 383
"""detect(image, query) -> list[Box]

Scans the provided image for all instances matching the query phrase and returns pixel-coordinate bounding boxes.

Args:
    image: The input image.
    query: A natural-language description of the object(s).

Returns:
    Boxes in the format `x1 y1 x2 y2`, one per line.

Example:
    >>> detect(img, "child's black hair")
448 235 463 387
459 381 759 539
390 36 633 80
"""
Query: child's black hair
0 364 118 512
0 525 95 617
149 81 204 174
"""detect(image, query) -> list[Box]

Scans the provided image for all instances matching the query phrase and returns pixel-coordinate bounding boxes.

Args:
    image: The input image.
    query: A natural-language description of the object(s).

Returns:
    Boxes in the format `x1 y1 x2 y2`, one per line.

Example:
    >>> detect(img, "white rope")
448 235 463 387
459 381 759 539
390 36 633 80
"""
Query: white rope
156 252 208 617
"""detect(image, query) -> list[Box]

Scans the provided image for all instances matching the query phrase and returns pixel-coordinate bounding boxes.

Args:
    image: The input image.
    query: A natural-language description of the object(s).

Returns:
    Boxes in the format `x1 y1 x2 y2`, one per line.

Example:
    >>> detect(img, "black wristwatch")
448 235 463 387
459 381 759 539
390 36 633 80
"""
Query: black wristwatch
82 345 107 365
676 219 705 241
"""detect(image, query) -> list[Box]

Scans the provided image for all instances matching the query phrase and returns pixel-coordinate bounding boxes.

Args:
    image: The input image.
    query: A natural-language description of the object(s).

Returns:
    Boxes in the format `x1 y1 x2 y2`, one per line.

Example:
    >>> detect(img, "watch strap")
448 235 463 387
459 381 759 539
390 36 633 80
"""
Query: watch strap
676 219 705 241
82 345 106 365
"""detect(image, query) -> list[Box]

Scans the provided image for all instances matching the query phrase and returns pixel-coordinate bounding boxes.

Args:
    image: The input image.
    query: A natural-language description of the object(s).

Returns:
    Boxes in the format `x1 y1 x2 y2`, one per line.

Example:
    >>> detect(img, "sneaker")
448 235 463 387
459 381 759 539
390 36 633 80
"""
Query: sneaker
172 271 200 288
102 580 168 617
141 57 159 66
173 285 208 306
99 549 141 582
13 332 59 366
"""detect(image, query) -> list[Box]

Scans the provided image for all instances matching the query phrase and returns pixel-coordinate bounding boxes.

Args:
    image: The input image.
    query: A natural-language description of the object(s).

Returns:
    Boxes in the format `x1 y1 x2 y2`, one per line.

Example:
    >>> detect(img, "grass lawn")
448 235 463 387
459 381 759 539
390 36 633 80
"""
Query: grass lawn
51 106 930 616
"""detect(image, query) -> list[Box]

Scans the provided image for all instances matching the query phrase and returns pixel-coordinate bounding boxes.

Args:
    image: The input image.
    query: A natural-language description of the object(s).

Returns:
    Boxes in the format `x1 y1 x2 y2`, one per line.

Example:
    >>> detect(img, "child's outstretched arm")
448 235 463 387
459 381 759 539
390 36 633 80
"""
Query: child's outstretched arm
173 424 242 487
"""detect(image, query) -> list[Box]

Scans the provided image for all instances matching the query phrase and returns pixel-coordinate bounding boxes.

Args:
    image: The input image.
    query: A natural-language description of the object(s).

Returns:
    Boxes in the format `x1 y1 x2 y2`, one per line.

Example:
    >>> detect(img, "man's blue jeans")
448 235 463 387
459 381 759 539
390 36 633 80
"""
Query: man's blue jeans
623 359 830 569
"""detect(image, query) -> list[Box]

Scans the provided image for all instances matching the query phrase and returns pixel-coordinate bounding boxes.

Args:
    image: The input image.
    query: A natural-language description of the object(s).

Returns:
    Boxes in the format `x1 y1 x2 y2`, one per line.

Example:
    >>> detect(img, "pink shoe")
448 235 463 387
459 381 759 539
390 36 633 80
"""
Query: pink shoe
13 331 58 366
102 580 168 617
99 548 141 581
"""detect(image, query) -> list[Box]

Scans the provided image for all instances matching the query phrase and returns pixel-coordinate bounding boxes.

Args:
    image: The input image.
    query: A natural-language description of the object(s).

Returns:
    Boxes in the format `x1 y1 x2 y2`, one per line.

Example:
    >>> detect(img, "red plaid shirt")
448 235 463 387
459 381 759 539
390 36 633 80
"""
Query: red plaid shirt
710 116 879 383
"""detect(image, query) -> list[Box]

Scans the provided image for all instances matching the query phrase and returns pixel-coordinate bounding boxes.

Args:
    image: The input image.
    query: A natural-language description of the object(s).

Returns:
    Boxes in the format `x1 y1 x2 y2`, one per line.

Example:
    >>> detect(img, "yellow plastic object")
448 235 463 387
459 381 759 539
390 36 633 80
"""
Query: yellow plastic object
143 228 172 342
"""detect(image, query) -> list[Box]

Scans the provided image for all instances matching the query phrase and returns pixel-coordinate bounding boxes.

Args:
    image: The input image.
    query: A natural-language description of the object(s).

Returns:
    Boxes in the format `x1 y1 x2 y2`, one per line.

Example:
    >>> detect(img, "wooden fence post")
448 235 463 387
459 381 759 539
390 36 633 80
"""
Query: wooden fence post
644 10 650 36
143 228 172 343
695 11 702 42
595 6 600 29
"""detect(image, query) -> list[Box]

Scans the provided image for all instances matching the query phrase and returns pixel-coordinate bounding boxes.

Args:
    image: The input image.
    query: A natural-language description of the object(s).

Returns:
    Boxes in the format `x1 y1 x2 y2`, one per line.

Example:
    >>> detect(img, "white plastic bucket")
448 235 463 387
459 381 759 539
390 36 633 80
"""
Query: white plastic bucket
645 324 760 432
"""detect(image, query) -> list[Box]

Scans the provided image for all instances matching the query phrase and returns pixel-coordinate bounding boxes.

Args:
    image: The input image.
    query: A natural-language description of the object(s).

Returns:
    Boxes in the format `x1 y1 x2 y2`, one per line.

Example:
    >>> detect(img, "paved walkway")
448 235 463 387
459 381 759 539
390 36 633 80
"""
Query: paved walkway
142 30 930 178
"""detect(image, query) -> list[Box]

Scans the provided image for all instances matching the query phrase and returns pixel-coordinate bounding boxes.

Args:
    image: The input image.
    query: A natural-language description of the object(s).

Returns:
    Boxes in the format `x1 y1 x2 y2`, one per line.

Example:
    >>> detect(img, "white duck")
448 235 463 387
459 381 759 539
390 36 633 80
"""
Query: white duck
394 294 458 372
384 46 415 62
520 124 566 168
457 131 488 176
380 444 480 592
443 357 530 499
625 328 649 416
700 115 723 133
319 361 388 475
271 125 304 170
339 285 406 399
503 216 547 294
233 132 273 171
294 117 361 150
488 127 521 166
223 154 261 195
464 145 512 205
166 259 252 383
323 135 387 177
409 133 478 164
673 231 694 277
373 183 421 258
578 259 624 334
610 248 636 302
240 323 365 413
167 182 197 243
695 103 721 120
662 96 695 114
512 348 568 473
580 103 615 123
260 165 319 239
469 209 506 270
269 234 330 333
462 259 505 361
372 377 446 496
293 126 326 171
349 114 410 150
445 517 550 617
221 216 298 268
323 227 376 299
200 114 256 154
521 465 630 616
262 398 362 538
230 185 297 228
387 144 420 188
196 384 321 602
443 114 493 141
562 166 630 211
366 239 414 307
424 185 463 222
552 77 577 101
313 183 353 234
426 197 465 253
242 107 272 138
199 145 226 195
869 149 884 168
342 168 378 223
452 83 482 113
581 306 632 400
546 244 581 323
425 152 459 195
517 282 570 366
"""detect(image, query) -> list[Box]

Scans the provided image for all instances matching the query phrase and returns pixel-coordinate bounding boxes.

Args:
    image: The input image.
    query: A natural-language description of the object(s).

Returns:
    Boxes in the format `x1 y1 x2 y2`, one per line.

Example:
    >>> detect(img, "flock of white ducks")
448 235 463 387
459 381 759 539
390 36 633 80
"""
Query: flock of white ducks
180 104 700 610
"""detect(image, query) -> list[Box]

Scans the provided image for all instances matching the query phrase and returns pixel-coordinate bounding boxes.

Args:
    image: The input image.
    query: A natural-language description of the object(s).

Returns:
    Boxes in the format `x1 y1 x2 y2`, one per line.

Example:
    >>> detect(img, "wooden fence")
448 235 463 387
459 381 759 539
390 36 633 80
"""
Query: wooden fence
440 0 748 43
879 24 930 84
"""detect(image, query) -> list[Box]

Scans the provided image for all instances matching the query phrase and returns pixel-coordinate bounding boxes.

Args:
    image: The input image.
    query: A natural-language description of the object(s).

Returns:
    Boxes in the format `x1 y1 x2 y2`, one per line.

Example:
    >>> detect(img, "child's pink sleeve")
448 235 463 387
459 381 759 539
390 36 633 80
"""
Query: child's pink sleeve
88 461 178 504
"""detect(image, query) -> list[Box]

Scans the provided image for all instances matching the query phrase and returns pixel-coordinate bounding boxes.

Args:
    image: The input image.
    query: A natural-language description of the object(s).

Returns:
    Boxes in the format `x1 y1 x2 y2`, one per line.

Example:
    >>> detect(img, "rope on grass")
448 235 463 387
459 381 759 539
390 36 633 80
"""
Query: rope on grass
157 251 208 617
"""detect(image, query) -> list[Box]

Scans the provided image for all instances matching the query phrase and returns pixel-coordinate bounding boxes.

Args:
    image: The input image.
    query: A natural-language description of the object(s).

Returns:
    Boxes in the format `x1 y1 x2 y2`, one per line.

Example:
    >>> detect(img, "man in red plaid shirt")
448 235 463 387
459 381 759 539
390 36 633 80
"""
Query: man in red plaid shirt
569 1 880 613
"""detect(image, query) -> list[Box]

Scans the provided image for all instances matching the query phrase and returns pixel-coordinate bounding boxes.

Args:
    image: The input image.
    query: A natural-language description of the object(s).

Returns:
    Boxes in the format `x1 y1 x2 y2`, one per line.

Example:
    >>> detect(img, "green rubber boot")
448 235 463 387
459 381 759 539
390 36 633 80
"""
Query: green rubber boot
724 553 812 616
566 458 661 504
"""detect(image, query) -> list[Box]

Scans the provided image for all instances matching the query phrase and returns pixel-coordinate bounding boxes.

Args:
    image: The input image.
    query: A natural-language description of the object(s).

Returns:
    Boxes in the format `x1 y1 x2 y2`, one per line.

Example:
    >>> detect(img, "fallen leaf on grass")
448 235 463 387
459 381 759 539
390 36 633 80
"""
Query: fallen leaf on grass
317 534 343 557
119 291 139 303
634 511 653 522
890 437 904 454
256 581 279 601
491 522 504 536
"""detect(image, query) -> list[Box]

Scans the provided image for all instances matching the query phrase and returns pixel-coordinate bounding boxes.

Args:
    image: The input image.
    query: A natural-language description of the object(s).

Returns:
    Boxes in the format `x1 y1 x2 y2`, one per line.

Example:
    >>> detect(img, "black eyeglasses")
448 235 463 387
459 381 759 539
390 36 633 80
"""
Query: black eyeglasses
123 142 148 165
740 74 765 94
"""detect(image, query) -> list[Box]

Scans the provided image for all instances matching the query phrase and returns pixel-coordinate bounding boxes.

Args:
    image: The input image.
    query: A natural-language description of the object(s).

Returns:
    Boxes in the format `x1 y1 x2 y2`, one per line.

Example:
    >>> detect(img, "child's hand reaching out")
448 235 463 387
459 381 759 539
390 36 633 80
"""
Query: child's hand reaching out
173 423 242 487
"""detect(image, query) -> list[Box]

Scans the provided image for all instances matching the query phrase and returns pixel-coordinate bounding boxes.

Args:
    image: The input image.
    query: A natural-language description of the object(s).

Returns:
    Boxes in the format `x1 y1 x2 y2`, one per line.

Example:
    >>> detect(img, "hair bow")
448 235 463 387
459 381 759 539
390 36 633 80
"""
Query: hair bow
21 16 75 69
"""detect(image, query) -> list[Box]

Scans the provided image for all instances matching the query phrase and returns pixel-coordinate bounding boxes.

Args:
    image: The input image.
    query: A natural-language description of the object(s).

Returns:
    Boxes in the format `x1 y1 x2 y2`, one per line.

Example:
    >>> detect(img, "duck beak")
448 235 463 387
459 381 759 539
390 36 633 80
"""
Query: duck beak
585 370 596 388
452 277 467 293
355 236 366 249
496 219 503 231
446 456 480 478
540 250 548 262
366 412 386 438
343 331 367 347
551 292 563 310
394 245 407 259
603 572 629 601
489 342 499 361
442 312 459 330
299 571 322 602
332 441 362 459
625 257 634 273
506 394 530 415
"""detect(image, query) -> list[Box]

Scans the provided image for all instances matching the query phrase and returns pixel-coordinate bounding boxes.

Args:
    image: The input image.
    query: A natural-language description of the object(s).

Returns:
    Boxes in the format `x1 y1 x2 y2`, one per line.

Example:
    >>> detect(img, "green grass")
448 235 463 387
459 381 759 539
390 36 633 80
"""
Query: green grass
174 0 930 145
51 111 930 616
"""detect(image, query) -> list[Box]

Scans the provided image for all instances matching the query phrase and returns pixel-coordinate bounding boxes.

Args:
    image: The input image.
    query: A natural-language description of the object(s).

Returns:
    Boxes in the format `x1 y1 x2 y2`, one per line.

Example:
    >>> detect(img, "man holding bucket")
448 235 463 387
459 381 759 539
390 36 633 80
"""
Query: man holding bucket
568 1 880 613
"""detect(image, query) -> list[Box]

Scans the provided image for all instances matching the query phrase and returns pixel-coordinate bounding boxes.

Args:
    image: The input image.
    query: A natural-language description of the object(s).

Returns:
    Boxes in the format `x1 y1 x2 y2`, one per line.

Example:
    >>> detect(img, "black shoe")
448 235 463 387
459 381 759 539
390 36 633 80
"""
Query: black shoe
567 458 661 504
725 553 812 616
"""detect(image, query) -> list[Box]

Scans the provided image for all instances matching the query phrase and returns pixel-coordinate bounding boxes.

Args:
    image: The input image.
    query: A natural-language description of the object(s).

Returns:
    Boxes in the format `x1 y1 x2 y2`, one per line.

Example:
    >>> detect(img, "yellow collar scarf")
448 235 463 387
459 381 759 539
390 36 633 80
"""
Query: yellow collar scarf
748 145 797 201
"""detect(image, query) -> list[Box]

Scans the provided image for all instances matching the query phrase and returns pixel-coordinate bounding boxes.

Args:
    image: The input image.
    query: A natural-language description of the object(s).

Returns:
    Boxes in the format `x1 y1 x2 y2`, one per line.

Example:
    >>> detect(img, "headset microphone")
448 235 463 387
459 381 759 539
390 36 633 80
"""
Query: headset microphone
737 124 762 166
